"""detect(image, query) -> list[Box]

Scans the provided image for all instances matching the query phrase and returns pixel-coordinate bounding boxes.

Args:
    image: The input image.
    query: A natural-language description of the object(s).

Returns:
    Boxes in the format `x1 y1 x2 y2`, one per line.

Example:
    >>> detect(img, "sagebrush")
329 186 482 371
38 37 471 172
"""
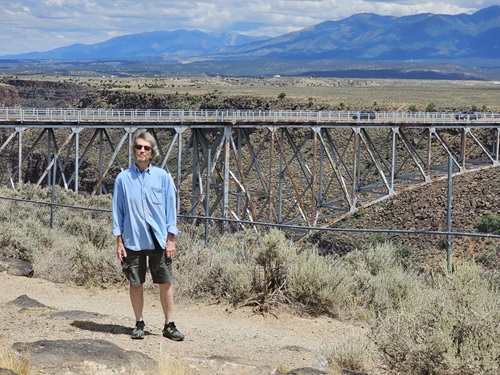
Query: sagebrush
0 185 498 374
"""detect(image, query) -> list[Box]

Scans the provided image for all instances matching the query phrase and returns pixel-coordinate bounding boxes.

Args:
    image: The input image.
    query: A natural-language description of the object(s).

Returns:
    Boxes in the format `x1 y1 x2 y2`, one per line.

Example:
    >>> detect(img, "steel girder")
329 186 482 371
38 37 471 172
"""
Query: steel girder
0 123 498 230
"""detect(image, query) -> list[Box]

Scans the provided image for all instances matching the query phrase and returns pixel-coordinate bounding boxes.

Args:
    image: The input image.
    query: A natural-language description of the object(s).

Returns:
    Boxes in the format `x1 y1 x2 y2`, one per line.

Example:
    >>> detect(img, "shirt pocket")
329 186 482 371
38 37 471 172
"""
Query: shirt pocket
149 187 164 205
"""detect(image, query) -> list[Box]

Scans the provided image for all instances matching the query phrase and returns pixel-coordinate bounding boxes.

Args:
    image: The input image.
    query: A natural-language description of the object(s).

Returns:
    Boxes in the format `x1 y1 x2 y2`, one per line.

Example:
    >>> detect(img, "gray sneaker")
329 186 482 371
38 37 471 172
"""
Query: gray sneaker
131 321 145 339
163 322 185 341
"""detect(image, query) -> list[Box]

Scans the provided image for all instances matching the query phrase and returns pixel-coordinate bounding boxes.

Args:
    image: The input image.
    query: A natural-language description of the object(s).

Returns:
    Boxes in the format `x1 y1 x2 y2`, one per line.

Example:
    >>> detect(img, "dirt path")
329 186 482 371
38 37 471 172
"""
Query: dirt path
0 272 367 374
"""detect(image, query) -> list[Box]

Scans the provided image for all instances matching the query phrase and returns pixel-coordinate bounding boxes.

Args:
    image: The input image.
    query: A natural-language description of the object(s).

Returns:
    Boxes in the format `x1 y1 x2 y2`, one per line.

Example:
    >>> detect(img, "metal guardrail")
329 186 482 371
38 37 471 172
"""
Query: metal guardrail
1 108 500 125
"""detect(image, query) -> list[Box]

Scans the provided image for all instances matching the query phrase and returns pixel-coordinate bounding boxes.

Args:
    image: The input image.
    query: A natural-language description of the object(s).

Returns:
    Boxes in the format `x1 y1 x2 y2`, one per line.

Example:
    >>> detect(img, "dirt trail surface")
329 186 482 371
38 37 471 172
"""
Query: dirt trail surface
0 272 367 375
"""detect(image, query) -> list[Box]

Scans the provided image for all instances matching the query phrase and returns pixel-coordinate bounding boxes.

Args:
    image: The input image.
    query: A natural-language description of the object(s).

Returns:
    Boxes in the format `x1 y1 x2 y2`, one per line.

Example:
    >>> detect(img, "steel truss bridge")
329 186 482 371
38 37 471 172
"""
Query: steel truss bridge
0 108 499 230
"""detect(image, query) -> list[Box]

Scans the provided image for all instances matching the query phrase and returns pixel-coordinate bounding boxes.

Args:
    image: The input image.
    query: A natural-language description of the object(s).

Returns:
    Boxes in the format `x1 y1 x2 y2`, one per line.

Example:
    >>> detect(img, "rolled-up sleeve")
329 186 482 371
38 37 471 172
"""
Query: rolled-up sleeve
165 173 179 236
112 177 124 236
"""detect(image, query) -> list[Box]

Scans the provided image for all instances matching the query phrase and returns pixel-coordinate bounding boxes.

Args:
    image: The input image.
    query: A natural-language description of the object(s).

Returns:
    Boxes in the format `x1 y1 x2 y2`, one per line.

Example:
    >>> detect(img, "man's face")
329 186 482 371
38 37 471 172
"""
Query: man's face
134 139 153 163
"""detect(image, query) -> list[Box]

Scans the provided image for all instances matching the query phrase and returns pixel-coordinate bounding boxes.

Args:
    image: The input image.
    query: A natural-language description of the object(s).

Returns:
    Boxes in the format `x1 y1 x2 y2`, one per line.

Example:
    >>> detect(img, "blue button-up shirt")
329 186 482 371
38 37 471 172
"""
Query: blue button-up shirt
112 165 179 251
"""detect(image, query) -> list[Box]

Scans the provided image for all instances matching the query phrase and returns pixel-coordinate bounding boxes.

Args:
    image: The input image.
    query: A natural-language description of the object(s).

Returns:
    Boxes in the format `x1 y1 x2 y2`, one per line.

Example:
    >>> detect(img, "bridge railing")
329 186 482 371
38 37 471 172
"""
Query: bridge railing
1 108 500 125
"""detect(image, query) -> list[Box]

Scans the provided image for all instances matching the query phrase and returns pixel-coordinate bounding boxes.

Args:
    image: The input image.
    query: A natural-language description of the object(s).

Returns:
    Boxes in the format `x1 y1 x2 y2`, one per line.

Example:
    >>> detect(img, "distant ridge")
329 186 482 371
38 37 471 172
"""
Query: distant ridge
210 5 500 61
2 5 499 62
3 31 269 60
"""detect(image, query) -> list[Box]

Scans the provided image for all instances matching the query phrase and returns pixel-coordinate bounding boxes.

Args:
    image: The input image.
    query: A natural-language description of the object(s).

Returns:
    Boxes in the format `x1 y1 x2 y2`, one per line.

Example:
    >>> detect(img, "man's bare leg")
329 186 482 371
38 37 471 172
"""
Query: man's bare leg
159 283 173 323
130 284 145 338
159 283 184 341
130 284 144 322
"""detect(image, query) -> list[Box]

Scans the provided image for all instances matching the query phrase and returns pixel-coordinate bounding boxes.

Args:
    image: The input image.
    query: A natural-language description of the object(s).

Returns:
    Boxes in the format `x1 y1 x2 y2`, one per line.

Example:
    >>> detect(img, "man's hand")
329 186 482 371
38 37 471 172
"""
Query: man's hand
116 235 127 261
165 233 176 258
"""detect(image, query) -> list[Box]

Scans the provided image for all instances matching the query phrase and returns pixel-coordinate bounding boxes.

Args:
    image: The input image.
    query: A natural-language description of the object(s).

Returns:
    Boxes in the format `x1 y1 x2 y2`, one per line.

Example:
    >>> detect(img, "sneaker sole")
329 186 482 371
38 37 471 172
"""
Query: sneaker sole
131 332 145 339
163 334 184 341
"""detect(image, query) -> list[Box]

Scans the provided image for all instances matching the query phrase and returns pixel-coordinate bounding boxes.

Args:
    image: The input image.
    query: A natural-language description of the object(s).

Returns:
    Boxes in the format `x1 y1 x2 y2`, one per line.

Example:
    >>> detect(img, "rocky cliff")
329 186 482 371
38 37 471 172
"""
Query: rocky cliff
0 79 88 108
0 83 21 107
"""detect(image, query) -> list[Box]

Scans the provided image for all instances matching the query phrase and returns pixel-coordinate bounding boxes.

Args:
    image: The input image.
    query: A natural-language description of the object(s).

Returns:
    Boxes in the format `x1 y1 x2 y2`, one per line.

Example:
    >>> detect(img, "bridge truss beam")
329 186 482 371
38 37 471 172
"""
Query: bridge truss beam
0 122 498 231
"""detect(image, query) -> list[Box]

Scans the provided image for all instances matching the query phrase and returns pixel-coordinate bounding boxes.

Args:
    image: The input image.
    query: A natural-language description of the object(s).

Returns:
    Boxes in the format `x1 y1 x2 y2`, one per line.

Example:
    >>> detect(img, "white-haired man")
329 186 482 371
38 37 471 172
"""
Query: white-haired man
112 129 184 341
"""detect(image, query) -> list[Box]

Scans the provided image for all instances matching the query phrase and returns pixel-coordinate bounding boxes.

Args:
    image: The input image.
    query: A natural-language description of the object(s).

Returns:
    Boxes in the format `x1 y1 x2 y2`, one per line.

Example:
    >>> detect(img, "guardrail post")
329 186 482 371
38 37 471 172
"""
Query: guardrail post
50 153 57 228
204 148 211 246
446 155 453 271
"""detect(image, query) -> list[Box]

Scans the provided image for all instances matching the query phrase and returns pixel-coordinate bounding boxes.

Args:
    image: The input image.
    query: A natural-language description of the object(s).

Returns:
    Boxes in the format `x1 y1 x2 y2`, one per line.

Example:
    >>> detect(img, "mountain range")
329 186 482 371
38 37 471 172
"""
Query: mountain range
3 5 500 62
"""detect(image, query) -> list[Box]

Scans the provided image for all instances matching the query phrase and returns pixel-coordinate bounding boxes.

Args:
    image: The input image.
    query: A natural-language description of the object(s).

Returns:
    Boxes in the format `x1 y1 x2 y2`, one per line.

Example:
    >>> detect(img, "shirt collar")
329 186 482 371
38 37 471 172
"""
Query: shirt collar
133 164 151 174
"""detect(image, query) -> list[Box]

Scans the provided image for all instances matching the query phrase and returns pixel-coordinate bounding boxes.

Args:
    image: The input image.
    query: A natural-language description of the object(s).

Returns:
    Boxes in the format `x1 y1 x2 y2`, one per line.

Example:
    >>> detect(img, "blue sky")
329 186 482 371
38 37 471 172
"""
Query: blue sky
1 0 498 55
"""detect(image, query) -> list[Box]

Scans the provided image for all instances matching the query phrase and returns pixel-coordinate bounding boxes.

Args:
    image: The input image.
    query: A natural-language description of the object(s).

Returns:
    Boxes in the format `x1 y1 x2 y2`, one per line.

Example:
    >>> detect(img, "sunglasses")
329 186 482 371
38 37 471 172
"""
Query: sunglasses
134 144 152 152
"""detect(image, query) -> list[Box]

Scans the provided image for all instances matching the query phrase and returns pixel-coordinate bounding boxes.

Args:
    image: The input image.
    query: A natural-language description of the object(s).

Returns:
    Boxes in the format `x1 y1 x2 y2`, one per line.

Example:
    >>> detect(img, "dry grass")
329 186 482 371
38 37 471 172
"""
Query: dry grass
157 344 187 375
0 346 31 375
322 336 376 373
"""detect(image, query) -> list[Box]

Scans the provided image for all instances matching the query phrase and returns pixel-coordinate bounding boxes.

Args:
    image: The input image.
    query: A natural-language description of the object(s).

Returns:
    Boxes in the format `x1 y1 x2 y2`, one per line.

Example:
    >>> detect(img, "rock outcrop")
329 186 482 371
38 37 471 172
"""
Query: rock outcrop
0 84 21 107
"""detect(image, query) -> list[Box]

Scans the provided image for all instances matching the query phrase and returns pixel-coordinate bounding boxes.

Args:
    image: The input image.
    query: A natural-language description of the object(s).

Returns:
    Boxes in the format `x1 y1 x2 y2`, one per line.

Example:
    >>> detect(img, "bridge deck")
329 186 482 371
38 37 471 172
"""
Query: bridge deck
1 108 500 127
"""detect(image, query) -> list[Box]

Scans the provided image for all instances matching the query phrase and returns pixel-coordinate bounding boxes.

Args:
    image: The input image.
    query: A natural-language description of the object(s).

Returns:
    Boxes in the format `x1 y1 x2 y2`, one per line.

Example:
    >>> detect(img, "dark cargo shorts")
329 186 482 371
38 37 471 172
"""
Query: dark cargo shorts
122 247 172 287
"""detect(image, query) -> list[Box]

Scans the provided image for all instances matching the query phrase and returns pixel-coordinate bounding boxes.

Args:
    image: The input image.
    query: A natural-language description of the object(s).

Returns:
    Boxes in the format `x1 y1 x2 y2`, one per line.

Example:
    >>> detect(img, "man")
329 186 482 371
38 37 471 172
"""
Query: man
112 129 184 341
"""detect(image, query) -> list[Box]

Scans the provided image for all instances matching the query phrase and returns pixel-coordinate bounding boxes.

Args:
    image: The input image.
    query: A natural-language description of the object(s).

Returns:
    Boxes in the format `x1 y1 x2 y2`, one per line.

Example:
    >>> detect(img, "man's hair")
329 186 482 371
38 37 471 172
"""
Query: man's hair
132 129 159 159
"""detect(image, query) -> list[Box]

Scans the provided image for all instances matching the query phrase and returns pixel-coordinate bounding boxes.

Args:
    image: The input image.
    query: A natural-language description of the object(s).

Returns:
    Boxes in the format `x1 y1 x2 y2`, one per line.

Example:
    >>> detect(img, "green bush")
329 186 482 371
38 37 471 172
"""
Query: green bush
353 209 365 218
475 211 500 234
369 232 387 245
425 102 437 112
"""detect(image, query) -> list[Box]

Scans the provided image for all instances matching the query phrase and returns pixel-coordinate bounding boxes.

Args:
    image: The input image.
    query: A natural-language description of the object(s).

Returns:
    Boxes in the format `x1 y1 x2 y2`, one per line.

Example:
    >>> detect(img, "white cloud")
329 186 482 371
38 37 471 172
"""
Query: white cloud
0 0 497 55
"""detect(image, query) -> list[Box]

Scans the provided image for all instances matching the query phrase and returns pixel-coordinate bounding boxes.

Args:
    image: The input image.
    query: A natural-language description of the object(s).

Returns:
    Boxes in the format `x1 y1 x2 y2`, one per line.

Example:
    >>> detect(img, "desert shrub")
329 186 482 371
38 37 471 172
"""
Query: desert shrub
0 198 50 225
372 261 500 375
172 226 212 299
395 245 412 259
426 102 437 112
343 243 419 318
72 242 124 286
352 209 365 218
0 194 119 284
62 213 113 249
87 193 113 209
475 248 499 268
30 230 77 282
0 217 55 261
253 229 296 309
475 210 500 234
287 250 350 317
343 242 402 276
218 258 253 304
369 232 387 245
322 336 376 373
174 226 255 304
0 183 111 209
0 199 19 221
